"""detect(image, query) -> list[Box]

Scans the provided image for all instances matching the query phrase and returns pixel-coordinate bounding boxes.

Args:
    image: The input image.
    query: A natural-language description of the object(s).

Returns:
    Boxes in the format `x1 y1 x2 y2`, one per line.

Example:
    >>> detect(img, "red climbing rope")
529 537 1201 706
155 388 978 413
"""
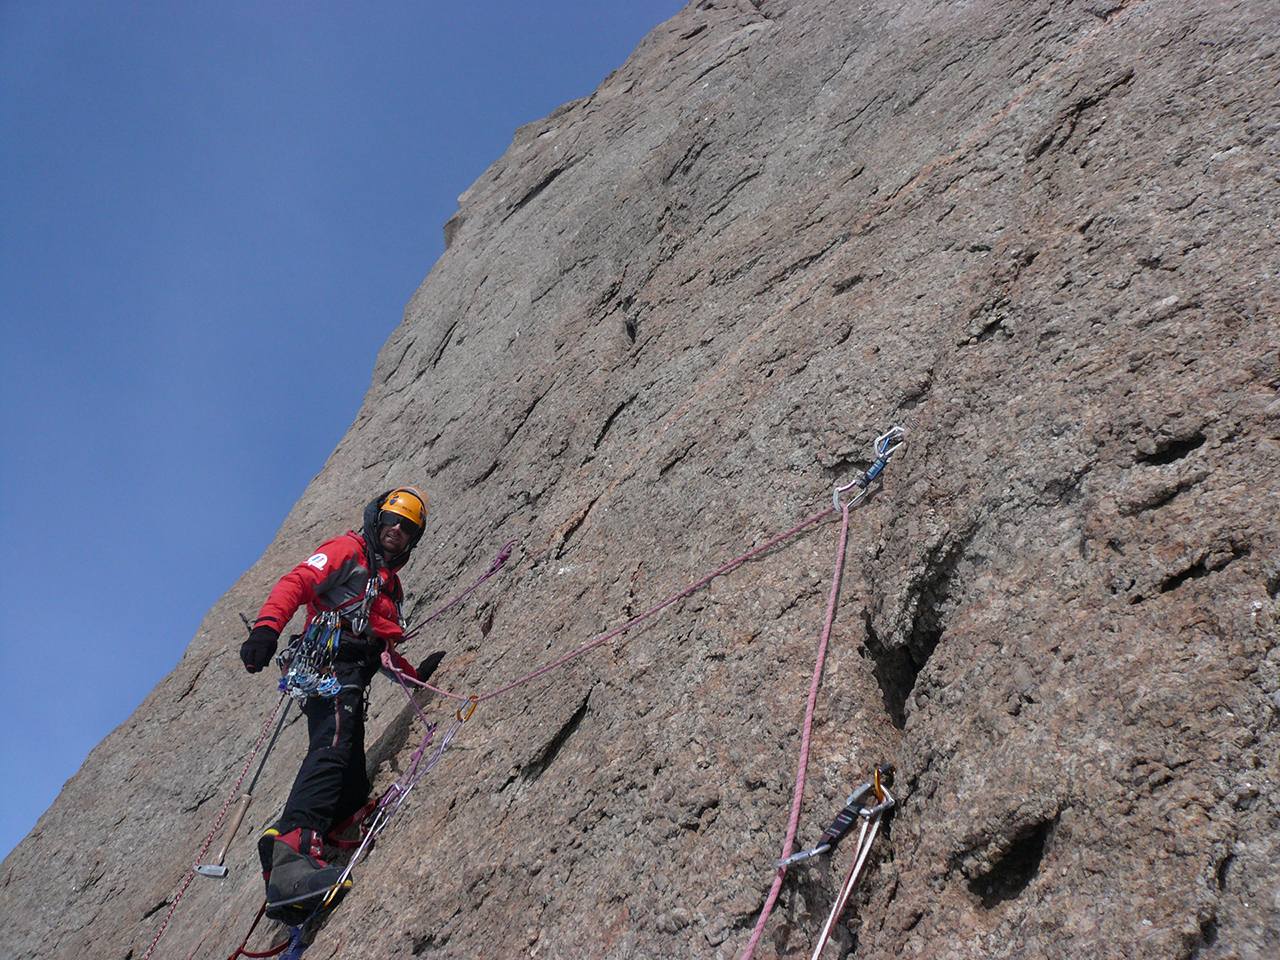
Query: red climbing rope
225 902 291 960
738 501 853 960
142 692 290 960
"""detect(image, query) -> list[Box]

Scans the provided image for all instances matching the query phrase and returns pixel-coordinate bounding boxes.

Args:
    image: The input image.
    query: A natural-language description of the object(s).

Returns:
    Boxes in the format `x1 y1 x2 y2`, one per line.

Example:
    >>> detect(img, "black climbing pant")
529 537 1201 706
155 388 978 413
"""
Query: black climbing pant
278 655 378 836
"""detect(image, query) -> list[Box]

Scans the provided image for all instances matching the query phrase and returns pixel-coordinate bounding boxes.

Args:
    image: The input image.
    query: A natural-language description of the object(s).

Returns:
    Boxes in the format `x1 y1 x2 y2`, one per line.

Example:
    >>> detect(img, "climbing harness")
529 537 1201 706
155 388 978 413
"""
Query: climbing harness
278 542 388 701
277 568 380 701
807 767 896 960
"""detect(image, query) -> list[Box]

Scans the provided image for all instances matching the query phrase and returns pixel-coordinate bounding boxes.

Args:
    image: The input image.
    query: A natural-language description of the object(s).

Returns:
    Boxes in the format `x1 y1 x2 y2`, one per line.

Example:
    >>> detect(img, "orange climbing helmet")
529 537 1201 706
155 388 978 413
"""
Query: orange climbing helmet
380 487 429 529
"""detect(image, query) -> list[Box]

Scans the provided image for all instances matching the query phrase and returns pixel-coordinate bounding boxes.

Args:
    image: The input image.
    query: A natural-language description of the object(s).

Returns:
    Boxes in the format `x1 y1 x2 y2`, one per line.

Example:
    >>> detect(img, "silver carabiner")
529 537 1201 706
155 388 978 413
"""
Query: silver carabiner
833 423 910 509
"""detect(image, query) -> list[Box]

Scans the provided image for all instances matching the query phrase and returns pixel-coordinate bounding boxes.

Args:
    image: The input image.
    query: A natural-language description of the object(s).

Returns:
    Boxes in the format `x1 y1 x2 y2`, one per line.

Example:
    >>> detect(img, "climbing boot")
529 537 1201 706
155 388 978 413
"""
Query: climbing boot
257 826 281 880
263 828 349 923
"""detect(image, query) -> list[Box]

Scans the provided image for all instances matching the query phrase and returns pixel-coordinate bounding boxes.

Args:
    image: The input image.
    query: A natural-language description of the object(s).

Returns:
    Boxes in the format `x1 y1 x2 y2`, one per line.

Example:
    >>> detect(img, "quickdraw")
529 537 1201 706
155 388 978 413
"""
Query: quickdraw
776 764 896 868
276 612 343 701
795 766 897 960
832 421 915 510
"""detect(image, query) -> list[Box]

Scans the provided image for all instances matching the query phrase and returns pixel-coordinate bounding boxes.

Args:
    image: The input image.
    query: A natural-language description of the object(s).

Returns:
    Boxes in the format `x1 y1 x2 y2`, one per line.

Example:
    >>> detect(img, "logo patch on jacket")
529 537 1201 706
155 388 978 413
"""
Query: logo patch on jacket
306 553 329 570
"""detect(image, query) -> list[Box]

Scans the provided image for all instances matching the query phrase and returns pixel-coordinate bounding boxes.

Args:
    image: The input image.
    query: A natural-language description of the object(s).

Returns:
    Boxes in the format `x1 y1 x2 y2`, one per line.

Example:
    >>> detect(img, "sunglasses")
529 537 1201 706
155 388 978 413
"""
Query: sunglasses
380 511 421 536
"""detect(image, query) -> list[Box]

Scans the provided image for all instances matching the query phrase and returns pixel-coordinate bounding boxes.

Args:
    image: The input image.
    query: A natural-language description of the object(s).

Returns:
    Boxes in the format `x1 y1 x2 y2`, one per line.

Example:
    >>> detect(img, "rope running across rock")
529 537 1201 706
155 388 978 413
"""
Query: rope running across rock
141 692 290 960
382 423 913 956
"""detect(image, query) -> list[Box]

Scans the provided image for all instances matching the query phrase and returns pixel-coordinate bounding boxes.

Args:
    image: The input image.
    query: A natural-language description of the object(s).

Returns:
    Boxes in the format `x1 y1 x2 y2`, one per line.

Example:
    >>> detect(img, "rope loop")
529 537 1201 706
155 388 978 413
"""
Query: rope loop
224 902 290 960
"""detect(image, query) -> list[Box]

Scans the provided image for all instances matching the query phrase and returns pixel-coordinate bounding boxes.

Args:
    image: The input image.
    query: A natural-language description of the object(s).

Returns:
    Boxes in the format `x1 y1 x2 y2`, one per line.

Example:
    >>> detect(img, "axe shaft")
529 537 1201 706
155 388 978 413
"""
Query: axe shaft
203 793 252 872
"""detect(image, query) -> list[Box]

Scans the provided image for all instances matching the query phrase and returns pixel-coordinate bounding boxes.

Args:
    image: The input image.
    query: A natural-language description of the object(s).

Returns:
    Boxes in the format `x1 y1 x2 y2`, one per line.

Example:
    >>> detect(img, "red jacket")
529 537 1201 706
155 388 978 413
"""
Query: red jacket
254 531 414 671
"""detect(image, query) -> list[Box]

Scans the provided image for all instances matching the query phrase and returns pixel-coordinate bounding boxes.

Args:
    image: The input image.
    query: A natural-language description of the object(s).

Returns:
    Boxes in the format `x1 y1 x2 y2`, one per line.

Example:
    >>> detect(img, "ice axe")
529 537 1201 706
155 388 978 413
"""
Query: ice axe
197 698 292 879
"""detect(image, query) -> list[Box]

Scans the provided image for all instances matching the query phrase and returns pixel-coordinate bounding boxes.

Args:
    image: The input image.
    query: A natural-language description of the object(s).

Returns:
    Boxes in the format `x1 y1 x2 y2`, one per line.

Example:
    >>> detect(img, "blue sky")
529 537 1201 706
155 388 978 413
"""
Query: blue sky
0 0 685 863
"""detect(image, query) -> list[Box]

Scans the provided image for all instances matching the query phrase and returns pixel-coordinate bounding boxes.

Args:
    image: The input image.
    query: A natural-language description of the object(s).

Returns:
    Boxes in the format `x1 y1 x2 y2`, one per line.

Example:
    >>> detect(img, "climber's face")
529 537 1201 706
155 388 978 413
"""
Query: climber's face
379 512 415 555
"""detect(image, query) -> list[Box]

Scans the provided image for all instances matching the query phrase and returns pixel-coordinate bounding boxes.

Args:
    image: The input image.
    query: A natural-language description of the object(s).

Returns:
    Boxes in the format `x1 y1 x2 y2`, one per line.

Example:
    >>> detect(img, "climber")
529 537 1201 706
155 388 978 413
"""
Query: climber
239 487 445 922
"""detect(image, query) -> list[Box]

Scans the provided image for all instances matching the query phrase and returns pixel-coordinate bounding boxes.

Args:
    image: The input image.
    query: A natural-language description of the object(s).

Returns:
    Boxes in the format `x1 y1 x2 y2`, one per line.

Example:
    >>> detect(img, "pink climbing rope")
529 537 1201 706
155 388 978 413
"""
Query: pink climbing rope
399 505 838 704
382 493 870 958
142 692 290 960
401 539 517 642
738 502 853 960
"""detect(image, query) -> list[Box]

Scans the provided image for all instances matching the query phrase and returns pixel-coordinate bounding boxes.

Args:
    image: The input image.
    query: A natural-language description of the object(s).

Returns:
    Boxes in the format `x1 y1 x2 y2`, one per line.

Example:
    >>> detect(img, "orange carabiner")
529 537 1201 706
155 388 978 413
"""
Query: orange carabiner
457 696 478 723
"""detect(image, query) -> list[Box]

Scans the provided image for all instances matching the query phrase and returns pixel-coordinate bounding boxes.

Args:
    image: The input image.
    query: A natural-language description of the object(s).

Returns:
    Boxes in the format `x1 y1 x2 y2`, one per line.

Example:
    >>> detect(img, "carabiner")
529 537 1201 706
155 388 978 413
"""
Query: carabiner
457 696 479 723
833 475 871 510
874 425 907 459
775 843 831 868
832 423 910 509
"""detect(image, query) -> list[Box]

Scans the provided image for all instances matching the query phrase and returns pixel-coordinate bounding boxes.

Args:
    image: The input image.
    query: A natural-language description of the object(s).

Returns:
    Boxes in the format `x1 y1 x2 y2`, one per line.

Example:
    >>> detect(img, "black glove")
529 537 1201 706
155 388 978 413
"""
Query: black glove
416 650 446 683
240 626 280 673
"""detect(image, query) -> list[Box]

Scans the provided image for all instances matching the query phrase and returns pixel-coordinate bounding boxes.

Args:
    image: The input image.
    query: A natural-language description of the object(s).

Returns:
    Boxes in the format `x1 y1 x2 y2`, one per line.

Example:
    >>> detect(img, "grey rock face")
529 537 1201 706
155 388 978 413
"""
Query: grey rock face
4 1 1278 958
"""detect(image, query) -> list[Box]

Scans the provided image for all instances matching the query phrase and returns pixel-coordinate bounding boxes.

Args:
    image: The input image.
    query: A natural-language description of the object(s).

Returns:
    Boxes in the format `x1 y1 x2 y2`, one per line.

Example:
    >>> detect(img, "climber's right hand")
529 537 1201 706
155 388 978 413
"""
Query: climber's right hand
240 626 280 673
